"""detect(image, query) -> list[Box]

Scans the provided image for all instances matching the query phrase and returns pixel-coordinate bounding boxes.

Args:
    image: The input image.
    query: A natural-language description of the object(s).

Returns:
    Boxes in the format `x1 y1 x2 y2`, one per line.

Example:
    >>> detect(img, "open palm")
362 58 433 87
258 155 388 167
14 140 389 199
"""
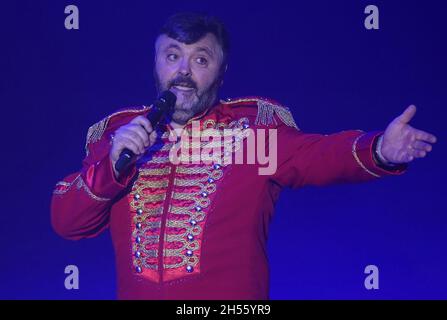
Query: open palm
381 105 437 164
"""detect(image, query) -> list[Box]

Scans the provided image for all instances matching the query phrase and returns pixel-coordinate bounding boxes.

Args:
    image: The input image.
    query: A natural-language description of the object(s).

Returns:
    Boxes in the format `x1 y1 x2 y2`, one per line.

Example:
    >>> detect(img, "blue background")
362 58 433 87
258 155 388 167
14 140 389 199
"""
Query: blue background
1 0 446 299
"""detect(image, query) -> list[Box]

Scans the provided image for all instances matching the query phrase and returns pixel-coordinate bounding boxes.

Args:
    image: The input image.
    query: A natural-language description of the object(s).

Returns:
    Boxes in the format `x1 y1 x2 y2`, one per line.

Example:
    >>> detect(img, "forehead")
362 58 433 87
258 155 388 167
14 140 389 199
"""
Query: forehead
155 33 223 57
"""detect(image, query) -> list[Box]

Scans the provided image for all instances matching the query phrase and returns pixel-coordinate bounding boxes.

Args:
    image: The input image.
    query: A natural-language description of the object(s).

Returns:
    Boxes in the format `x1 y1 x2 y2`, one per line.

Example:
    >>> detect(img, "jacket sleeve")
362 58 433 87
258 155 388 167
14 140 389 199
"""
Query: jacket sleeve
271 123 407 189
51 119 137 240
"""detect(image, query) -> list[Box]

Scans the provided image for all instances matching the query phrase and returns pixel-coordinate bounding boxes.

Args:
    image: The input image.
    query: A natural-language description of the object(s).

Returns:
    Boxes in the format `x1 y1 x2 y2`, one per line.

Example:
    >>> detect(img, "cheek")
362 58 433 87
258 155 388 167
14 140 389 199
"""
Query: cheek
193 67 220 89
155 61 175 83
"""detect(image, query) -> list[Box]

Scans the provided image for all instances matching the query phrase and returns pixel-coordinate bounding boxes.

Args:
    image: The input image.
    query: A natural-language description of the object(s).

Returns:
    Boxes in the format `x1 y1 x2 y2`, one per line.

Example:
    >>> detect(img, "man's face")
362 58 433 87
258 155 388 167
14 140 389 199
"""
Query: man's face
154 33 225 125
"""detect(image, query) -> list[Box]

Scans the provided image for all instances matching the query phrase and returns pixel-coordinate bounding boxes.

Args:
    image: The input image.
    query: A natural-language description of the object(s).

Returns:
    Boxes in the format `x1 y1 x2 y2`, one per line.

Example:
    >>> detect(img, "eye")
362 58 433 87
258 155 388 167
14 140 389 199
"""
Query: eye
167 53 178 62
195 57 208 65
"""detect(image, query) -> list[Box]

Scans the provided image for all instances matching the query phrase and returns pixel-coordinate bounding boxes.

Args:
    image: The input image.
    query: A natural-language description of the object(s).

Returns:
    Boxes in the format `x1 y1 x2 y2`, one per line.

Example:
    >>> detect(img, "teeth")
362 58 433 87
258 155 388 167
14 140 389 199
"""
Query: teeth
174 85 194 91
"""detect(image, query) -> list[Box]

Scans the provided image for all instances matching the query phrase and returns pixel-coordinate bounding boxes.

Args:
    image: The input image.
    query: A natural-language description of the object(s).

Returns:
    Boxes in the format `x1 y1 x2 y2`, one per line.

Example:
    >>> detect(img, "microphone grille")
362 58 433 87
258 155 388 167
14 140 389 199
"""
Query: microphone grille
158 90 177 108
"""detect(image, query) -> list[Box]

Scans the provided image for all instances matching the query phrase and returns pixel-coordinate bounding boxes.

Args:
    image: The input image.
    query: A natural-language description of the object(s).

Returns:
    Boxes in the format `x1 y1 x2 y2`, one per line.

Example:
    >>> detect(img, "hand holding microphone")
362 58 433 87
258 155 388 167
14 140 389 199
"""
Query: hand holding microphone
109 116 157 179
110 91 177 178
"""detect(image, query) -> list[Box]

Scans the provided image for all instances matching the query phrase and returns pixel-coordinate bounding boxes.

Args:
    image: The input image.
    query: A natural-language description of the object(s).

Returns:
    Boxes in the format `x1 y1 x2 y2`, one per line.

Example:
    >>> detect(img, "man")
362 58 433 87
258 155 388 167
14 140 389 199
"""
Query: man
51 12 437 299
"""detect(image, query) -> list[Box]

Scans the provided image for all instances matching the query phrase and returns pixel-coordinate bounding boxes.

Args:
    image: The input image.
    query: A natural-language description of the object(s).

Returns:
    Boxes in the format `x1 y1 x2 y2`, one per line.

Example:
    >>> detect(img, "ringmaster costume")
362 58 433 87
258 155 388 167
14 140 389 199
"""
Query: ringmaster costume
51 96 406 299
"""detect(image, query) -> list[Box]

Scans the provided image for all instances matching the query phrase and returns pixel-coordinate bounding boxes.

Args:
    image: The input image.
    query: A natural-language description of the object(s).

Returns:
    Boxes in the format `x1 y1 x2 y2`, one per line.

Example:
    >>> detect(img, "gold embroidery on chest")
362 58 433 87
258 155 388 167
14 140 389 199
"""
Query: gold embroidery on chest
130 117 251 279
130 165 172 273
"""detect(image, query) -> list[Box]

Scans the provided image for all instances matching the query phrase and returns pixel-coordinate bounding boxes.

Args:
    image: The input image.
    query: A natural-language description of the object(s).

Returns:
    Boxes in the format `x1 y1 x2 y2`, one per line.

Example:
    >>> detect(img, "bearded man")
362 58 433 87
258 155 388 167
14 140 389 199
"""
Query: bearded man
51 12 437 300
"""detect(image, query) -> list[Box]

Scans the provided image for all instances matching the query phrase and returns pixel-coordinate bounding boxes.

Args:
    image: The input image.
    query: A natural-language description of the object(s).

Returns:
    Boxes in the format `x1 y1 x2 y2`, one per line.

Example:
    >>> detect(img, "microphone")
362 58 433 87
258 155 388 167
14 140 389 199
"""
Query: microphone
114 90 177 173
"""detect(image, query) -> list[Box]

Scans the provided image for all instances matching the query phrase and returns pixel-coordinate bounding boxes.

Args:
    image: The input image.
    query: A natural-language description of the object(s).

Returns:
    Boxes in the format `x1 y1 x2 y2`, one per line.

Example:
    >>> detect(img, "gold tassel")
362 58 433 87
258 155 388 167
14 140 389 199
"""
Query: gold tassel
255 100 299 130
84 105 150 155
85 117 109 155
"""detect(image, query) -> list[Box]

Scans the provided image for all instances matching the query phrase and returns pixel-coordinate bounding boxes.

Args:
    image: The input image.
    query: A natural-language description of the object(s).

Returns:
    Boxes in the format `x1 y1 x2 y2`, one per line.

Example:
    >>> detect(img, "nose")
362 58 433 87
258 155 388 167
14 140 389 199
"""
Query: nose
178 57 192 77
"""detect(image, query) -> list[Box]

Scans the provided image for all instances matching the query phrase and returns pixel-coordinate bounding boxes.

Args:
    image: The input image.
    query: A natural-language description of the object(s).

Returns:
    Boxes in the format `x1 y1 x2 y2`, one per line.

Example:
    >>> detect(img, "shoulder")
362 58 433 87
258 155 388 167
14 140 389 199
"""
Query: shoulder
85 105 150 155
219 96 300 130
220 96 284 108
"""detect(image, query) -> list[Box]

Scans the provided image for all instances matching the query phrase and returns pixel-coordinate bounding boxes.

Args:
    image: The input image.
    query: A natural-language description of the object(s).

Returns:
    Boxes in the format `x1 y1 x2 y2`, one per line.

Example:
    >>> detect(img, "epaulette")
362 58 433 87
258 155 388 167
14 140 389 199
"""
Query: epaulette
85 105 150 155
220 96 299 130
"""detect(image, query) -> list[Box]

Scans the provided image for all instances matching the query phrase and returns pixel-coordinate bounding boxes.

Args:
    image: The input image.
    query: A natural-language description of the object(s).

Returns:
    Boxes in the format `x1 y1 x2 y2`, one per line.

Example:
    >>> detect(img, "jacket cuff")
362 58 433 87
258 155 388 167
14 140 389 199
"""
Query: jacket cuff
353 130 408 178
82 155 137 199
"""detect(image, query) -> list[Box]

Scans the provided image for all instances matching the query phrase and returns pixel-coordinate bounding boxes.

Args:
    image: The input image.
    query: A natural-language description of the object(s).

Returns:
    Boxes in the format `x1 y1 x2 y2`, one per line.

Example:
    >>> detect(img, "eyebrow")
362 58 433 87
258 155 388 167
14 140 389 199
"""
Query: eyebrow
195 46 214 58
163 43 215 58
163 44 181 52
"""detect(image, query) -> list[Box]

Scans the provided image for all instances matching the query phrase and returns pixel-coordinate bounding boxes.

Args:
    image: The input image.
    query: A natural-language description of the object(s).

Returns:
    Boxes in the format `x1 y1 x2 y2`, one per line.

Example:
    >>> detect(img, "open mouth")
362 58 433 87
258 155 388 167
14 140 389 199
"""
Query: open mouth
171 85 195 92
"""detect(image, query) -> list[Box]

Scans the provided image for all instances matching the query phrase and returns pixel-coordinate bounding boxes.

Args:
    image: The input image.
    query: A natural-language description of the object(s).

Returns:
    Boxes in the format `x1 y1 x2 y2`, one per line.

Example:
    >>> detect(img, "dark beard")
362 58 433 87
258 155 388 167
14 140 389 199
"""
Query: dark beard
154 71 221 125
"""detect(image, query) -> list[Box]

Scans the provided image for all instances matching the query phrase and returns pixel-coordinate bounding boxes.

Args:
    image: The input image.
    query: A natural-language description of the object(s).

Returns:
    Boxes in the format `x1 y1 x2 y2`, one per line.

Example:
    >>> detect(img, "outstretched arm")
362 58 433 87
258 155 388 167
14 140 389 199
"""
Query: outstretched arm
271 105 436 189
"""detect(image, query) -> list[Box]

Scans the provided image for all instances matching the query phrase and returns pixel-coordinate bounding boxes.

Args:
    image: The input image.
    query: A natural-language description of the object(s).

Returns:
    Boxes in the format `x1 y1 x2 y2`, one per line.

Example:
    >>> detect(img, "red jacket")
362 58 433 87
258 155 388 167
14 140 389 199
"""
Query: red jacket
51 97 406 299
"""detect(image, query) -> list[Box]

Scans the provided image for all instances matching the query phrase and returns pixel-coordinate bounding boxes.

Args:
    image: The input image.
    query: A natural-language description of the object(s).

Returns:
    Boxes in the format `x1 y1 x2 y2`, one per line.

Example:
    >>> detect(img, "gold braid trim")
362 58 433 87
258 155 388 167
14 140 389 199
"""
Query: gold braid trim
220 97 299 129
85 105 150 155
256 100 299 129
85 118 107 153
352 134 381 178
53 174 110 202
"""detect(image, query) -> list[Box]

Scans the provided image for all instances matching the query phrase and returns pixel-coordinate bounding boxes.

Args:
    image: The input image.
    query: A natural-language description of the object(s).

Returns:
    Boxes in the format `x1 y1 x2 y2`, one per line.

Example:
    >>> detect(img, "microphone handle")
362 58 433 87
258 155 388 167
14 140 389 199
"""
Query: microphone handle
114 103 166 173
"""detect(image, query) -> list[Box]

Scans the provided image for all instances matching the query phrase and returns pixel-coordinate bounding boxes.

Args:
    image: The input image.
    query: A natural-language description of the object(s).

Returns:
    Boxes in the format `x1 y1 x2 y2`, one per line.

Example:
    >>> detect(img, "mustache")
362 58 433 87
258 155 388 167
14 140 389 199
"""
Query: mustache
168 76 197 89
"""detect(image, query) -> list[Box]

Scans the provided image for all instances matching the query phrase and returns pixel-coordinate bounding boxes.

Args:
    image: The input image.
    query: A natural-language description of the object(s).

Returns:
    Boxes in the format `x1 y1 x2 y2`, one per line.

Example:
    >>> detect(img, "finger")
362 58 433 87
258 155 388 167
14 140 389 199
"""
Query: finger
115 136 142 156
413 129 437 144
118 130 145 153
397 105 417 124
130 116 153 134
409 147 427 158
149 130 157 146
412 140 433 152
128 124 150 147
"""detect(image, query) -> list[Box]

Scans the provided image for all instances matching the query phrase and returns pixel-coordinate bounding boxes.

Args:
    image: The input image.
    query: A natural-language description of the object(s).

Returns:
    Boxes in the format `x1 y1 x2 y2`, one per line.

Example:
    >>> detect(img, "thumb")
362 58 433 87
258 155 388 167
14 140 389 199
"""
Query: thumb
397 105 417 124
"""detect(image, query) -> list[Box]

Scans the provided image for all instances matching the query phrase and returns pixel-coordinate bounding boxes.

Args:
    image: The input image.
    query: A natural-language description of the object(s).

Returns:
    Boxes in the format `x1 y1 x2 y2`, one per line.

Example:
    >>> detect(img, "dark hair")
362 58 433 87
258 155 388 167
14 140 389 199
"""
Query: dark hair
159 12 230 65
